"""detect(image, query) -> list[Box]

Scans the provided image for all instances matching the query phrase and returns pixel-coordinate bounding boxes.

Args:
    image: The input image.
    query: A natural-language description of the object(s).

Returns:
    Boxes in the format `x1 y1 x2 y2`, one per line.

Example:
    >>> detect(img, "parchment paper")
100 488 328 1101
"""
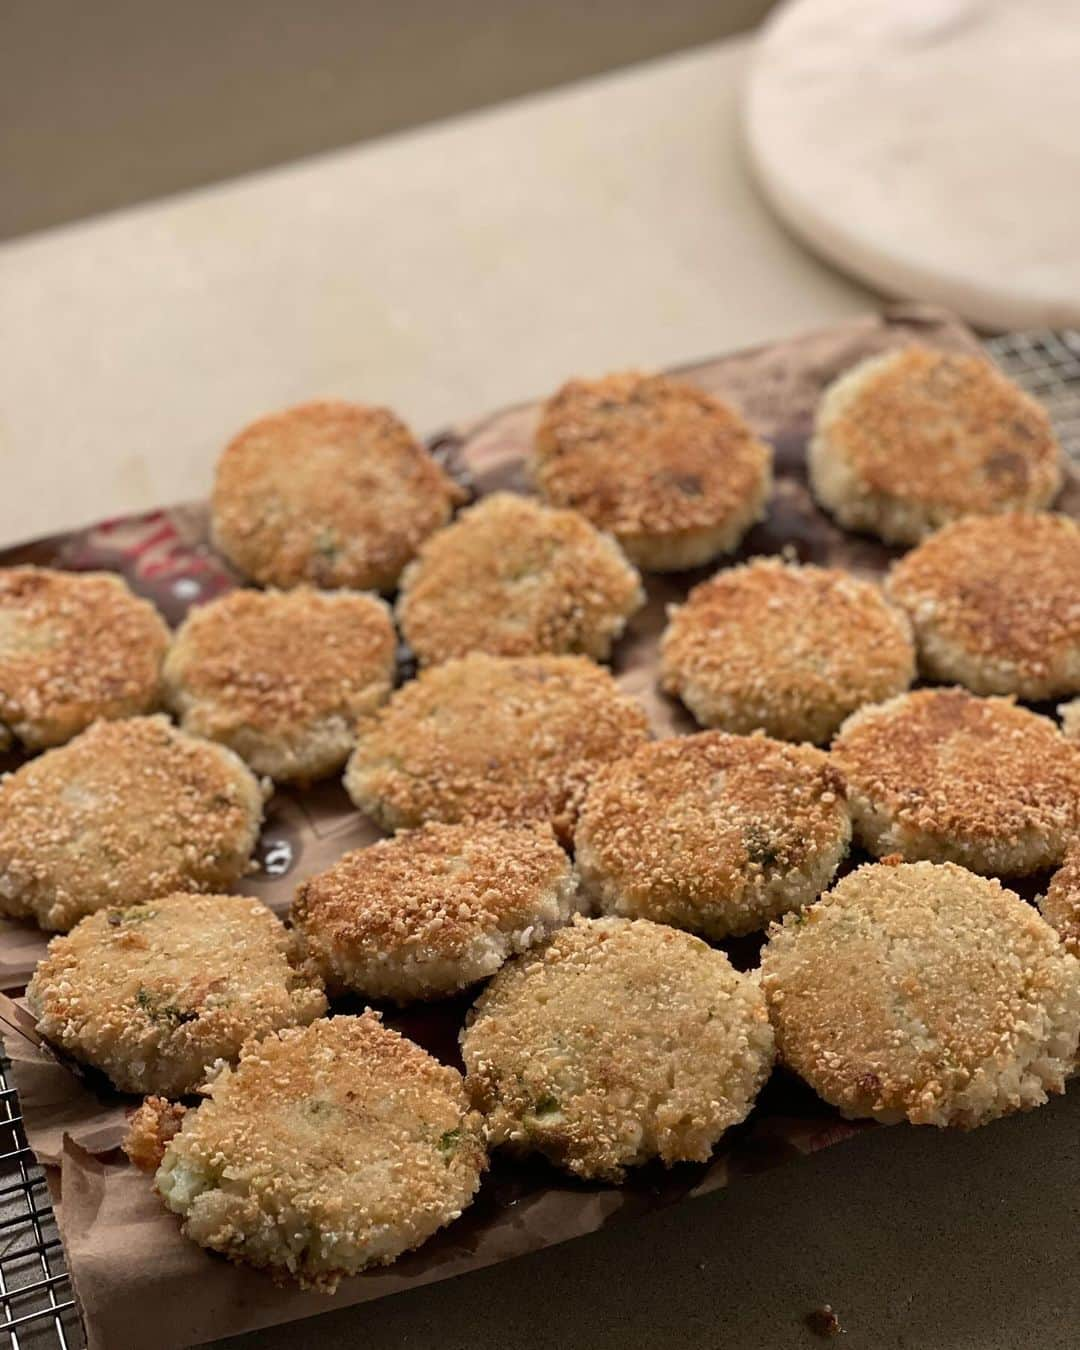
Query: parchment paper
1 303 1074 1350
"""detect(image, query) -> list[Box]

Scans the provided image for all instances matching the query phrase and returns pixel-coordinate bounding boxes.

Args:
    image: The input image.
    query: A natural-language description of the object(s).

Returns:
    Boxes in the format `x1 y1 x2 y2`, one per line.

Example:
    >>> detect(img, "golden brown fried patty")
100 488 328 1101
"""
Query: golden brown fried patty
461 916 775 1181
533 372 773 571
0 716 266 931
809 346 1063 545
292 822 579 1001
1041 846 1080 958
761 860 1080 1127
345 653 650 841
128 1014 486 1289
0 567 169 751
211 401 465 591
831 689 1080 876
575 732 850 938
887 513 1080 699
396 492 644 666
660 558 914 743
26 893 326 1096
164 587 396 782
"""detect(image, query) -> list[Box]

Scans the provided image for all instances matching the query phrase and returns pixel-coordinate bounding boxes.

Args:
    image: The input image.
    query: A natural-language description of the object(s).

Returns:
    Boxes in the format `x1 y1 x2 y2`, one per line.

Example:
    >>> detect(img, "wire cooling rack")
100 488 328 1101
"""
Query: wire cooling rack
0 326 1078 1350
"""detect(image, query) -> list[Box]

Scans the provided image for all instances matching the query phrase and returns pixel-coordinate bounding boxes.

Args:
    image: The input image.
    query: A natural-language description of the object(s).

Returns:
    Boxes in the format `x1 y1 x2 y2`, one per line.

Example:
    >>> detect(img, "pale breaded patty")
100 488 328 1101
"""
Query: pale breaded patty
660 558 914 743
345 653 650 841
125 1014 486 1289
575 732 850 939
887 513 1080 700
809 346 1063 545
0 567 169 751
26 893 326 1096
0 716 266 931
831 689 1080 876
211 401 465 591
1040 845 1080 958
292 821 579 1002
1061 697 1080 740
164 587 396 783
396 492 644 666
761 860 1080 1128
461 916 774 1181
533 372 773 571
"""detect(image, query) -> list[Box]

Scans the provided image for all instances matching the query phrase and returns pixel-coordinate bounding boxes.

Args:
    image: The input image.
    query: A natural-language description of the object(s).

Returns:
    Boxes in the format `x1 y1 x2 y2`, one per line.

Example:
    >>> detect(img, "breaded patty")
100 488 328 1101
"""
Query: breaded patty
660 558 914 743
887 513 1080 700
1061 697 1080 740
809 346 1062 545
396 492 644 666
26 893 326 1096
0 716 266 931
0 567 169 751
575 732 850 938
292 821 579 1002
164 587 396 783
533 372 773 571
211 401 465 591
126 1014 486 1289
761 860 1080 1128
461 916 774 1181
345 653 650 841
1041 846 1080 958
831 689 1080 876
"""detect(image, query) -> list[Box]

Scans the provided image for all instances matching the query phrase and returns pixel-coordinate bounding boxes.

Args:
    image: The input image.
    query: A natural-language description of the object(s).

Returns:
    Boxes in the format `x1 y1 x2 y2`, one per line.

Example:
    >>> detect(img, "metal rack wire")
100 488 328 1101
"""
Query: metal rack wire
0 326 1077 1350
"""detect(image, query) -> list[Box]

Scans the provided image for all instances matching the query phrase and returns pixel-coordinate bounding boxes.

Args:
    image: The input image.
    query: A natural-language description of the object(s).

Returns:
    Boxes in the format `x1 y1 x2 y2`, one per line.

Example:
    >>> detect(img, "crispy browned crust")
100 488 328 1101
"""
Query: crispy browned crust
887 512 1080 696
345 653 650 841
124 1097 189 1172
533 372 772 545
660 558 914 742
396 493 644 665
0 716 266 931
1042 846 1080 957
574 731 850 937
0 567 169 750
820 346 1061 512
211 401 466 591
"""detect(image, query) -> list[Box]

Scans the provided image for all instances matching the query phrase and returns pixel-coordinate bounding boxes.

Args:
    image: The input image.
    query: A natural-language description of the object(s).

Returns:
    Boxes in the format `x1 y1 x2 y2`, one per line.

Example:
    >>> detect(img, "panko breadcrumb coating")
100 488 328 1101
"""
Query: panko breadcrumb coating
0 716 266 931
461 916 774 1181
211 401 465 591
831 689 1080 876
396 492 644 666
126 1014 486 1289
575 732 850 938
1061 697 1080 741
293 822 579 1001
0 567 169 751
1041 846 1080 957
809 346 1063 545
660 558 914 743
533 372 773 571
164 587 397 783
887 513 1080 699
27 893 326 1096
345 653 650 841
761 860 1080 1128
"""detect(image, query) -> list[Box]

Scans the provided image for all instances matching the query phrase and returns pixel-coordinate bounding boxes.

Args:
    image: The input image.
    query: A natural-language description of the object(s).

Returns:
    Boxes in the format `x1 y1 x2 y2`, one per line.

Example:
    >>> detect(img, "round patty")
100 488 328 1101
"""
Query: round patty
211 400 465 591
27 893 326 1096
345 653 650 841
0 567 169 751
461 916 775 1181
396 492 644 666
660 557 914 743
0 715 266 931
292 821 579 1002
760 859 1080 1127
809 346 1062 545
831 688 1080 876
887 512 1080 700
164 586 396 783
533 371 773 571
575 731 850 938
1041 845 1080 958
130 1013 486 1289
1061 697 1080 741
